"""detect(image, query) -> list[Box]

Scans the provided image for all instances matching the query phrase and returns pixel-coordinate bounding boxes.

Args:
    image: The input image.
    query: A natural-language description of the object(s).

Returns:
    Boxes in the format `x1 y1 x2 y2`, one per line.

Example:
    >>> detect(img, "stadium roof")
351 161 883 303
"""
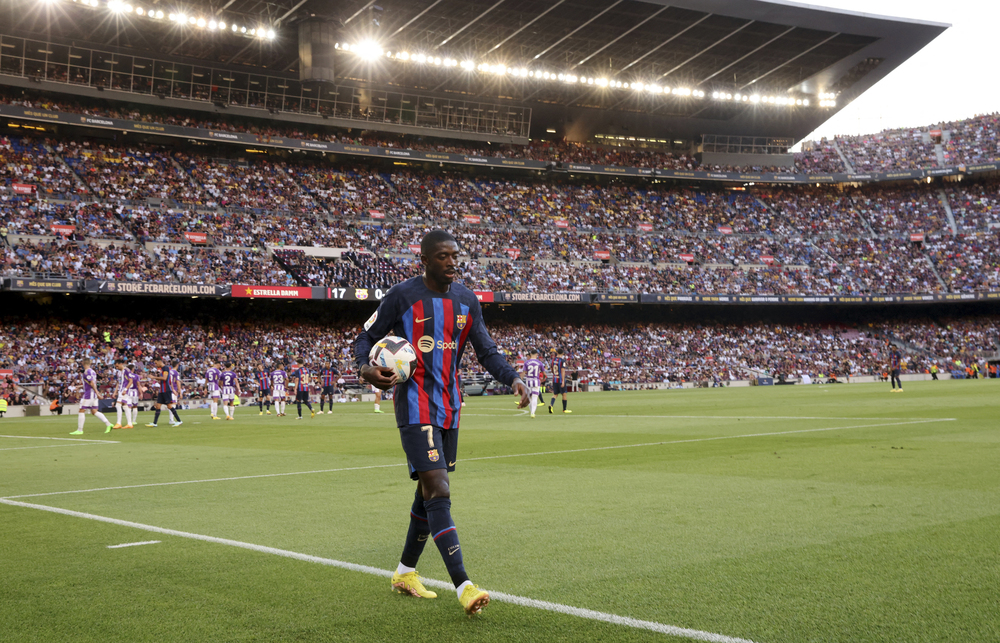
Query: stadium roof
2 0 948 142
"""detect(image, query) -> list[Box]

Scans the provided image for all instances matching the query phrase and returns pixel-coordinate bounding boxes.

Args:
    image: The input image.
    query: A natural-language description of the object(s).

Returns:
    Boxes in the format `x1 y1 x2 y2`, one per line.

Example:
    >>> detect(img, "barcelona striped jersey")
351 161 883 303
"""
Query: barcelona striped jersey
255 370 271 389
321 368 338 386
292 367 309 392
355 276 519 430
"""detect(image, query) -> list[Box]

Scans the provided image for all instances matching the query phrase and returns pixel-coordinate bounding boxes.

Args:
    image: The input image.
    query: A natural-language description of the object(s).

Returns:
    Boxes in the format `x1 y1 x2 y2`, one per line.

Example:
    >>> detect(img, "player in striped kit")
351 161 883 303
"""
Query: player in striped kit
112 357 132 429
547 347 572 414
291 357 315 420
356 230 528 615
271 365 288 417
146 357 182 427
319 363 339 414
220 363 241 420
255 364 272 415
70 358 114 435
206 360 223 420
521 349 546 418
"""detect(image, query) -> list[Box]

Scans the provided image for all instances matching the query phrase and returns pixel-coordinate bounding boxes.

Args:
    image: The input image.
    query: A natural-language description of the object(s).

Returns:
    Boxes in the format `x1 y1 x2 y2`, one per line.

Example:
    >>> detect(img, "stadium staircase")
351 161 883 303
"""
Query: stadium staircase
937 189 958 234
845 195 877 234
934 143 947 168
831 140 854 173
922 253 949 291
282 166 333 218
45 142 92 195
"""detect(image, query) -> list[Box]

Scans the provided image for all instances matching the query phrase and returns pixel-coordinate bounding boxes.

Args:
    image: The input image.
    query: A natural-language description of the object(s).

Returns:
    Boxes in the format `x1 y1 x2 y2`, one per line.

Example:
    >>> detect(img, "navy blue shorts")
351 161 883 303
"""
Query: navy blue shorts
258 388 271 398
156 392 173 405
295 391 310 402
399 424 458 481
321 385 336 396
551 381 565 395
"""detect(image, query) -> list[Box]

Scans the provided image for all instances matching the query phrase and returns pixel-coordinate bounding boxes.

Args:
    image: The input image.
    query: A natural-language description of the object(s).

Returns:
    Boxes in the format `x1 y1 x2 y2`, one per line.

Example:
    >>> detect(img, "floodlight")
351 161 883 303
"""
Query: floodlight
196 17 206 27
597 78 608 87
460 59 473 69
415 53 427 63
358 40 383 59
231 23 237 31
135 7 144 15
188 16 195 24
108 0 123 12
240 26 246 33
155 10 163 18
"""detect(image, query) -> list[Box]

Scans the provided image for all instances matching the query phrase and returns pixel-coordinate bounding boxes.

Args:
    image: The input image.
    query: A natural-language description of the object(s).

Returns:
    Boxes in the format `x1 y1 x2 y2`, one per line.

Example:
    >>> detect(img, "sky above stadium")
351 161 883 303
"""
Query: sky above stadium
797 0 998 144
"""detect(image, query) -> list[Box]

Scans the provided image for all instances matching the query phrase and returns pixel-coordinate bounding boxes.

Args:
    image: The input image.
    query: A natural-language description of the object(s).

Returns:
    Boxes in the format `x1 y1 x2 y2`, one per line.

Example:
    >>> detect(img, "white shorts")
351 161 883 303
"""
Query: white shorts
272 386 286 399
221 386 235 401
80 394 98 410
210 387 221 399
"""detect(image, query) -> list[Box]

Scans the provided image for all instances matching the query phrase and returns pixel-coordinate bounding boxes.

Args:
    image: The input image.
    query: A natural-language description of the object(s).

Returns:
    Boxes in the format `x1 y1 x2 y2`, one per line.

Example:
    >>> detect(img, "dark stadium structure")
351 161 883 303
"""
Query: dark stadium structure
0 0 948 145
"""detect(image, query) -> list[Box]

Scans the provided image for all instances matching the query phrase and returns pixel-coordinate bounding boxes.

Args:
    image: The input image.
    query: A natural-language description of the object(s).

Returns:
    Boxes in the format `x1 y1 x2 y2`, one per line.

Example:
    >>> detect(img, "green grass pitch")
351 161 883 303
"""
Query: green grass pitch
2 381 999 643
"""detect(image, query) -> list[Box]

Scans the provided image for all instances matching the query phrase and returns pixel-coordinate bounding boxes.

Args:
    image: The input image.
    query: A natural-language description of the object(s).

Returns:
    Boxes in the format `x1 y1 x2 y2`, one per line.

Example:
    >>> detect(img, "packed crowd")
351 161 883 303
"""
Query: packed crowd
8 88 1000 176
2 238 173 281
3 313 996 399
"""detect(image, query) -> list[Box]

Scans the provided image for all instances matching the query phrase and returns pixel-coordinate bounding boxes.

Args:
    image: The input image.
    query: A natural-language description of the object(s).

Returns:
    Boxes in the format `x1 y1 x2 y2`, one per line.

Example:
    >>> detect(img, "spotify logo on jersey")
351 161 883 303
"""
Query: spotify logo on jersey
417 336 458 352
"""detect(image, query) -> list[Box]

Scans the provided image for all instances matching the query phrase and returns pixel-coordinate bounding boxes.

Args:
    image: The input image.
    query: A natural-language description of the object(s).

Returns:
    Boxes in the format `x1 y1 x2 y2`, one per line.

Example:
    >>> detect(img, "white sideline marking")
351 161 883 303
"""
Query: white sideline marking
0 443 112 452
0 498 758 643
108 540 161 549
1 418 955 500
0 434 120 443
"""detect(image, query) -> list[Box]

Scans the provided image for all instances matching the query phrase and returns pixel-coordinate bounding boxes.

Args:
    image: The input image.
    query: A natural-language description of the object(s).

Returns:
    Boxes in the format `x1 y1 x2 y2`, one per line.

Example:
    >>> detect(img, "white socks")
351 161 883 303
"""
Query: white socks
94 412 111 426
456 580 473 598
211 401 218 417
77 414 85 431
116 404 123 425
396 562 416 576
529 393 538 415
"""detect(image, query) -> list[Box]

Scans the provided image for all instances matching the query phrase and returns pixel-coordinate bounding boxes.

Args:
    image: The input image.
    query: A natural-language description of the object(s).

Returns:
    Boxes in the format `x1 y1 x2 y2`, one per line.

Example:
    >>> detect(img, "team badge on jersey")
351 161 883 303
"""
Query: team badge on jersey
455 314 467 330
427 449 440 462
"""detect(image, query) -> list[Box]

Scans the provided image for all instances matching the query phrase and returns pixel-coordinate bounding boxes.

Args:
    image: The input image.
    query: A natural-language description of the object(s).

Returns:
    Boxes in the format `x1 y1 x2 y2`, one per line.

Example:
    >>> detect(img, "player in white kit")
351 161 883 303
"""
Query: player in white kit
271 365 288 417
71 358 114 435
521 349 546 418
206 360 223 420
112 357 132 429
220 363 241 420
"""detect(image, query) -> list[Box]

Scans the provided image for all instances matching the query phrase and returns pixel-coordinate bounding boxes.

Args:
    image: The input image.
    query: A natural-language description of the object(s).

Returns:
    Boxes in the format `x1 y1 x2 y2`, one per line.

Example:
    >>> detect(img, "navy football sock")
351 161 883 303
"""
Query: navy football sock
562 399 567 411
424 497 469 587
400 489 430 568
171 408 181 421
153 408 161 424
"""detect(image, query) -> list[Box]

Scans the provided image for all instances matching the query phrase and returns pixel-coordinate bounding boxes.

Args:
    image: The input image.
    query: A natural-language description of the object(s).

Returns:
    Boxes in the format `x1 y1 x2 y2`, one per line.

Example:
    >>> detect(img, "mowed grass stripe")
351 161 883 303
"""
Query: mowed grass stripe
3 417 952 500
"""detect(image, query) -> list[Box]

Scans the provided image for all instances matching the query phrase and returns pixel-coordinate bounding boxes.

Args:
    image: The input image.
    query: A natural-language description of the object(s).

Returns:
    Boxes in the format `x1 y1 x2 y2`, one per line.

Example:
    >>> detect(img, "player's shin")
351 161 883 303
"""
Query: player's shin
400 488 431 569
115 403 123 425
529 393 538 415
424 497 470 588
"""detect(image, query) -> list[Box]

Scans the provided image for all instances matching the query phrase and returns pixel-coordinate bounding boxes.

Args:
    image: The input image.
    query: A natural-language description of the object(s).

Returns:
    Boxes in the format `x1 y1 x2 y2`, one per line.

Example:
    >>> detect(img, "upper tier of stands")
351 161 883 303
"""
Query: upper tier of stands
3 90 999 175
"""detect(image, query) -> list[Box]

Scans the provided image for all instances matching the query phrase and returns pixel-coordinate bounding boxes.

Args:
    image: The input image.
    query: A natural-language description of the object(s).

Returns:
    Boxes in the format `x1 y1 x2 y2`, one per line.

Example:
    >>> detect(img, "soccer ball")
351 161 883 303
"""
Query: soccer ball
369 336 418 383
